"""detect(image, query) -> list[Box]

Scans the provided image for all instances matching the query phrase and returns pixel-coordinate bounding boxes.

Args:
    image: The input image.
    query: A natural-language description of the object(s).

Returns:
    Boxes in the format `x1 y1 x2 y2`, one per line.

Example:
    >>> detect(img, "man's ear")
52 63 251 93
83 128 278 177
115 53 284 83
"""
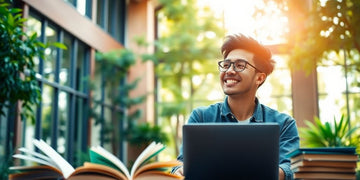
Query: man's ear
256 73 267 86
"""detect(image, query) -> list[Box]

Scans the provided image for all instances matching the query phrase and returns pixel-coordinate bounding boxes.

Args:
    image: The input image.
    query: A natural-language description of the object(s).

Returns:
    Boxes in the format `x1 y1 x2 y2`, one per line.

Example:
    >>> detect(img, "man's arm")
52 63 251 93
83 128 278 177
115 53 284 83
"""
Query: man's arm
279 119 300 180
279 167 285 180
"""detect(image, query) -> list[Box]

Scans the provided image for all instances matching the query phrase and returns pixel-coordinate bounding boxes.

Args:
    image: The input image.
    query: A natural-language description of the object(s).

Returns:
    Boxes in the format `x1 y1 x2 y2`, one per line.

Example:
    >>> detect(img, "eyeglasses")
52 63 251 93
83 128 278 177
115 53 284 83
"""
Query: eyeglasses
218 59 262 73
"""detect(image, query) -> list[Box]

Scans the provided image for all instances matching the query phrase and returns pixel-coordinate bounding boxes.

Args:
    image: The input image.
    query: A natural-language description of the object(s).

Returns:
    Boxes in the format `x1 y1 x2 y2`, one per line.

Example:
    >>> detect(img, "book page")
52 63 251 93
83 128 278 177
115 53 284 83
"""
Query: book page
135 171 184 180
32 139 75 178
133 160 182 177
90 146 131 179
17 147 57 165
130 142 165 178
71 162 128 180
12 154 57 168
9 165 64 175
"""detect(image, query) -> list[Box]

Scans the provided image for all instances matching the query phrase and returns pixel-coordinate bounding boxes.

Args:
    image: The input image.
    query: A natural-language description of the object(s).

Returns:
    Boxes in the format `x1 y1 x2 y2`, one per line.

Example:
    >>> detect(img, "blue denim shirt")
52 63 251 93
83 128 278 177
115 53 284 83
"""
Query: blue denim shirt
176 96 300 180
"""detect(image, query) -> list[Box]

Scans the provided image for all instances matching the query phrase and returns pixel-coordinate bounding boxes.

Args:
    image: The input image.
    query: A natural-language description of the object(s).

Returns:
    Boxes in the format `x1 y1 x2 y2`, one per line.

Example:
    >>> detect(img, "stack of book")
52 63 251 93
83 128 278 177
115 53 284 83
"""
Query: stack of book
287 147 358 180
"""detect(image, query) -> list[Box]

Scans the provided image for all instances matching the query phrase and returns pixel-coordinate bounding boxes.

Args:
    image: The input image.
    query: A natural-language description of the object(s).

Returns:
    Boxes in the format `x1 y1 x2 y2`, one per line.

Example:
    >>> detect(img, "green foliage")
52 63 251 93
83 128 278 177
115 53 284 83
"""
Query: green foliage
126 122 168 146
0 1 44 120
95 49 136 80
300 115 360 178
155 0 225 155
300 115 359 148
289 0 360 72
93 49 166 146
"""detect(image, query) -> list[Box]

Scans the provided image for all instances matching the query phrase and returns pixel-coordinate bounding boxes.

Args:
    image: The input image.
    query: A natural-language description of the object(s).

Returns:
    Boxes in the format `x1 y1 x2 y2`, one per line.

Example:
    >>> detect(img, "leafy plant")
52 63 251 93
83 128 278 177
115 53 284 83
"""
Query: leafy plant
300 115 360 179
0 1 44 120
288 0 360 72
300 115 359 148
0 1 65 121
126 122 168 147
93 48 166 148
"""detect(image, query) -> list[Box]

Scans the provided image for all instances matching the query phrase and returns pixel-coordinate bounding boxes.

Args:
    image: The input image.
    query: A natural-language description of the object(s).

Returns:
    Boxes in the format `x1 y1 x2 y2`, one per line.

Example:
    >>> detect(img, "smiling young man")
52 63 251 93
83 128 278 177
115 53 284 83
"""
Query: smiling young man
173 33 300 180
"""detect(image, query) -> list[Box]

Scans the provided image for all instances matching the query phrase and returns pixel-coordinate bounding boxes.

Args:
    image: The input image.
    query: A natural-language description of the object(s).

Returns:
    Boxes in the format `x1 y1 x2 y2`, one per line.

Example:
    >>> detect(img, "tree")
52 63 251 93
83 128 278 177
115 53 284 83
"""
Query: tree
289 0 360 72
155 0 225 155
0 1 43 120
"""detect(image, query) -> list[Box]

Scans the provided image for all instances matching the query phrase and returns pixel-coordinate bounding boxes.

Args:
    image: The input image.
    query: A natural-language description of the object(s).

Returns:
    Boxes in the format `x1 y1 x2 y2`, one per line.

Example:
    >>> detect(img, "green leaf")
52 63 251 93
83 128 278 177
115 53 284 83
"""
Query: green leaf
50 42 67 50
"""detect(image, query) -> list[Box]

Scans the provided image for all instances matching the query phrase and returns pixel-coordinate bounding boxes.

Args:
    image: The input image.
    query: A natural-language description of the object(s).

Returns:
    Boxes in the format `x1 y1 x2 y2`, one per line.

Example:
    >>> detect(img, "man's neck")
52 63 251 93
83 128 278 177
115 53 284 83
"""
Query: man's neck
227 94 256 121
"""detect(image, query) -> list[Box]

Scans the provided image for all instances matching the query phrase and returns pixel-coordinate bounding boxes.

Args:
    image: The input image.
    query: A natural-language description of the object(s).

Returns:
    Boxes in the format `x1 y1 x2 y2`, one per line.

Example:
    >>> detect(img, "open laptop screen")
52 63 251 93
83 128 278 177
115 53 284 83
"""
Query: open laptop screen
183 123 279 180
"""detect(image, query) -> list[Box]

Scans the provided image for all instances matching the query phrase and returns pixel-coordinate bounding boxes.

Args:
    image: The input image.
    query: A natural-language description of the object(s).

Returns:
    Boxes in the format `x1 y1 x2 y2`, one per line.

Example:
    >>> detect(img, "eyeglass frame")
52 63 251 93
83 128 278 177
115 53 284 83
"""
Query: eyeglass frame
218 59 263 73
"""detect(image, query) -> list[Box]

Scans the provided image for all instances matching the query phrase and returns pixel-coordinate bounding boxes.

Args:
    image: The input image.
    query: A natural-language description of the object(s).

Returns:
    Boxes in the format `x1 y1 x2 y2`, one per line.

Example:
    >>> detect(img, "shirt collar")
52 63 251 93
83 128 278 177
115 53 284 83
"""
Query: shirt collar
221 96 264 123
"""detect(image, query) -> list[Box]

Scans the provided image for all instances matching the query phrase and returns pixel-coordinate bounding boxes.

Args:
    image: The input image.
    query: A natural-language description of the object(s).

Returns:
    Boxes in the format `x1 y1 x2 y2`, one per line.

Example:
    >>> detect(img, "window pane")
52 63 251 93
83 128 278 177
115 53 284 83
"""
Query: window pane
73 97 85 166
58 91 69 155
108 0 115 33
96 0 105 28
61 33 72 86
0 107 8 163
76 42 87 92
94 61 103 102
23 103 37 151
103 107 113 152
257 54 292 115
317 65 345 94
42 84 53 142
64 0 76 6
26 14 42 72
44 24 58 82
90 102 102 147
348 94 360 124
347 65 360 93
318 94 345 122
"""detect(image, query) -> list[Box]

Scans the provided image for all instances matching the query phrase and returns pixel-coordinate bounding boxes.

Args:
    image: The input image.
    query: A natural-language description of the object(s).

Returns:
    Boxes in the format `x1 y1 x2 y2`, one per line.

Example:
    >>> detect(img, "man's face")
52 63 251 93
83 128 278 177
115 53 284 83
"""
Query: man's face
219 49 262 96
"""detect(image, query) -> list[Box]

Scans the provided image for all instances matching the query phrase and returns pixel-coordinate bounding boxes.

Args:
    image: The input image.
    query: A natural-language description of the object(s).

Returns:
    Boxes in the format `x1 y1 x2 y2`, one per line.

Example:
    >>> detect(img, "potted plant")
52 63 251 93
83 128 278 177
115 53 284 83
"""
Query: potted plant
300 115 360 178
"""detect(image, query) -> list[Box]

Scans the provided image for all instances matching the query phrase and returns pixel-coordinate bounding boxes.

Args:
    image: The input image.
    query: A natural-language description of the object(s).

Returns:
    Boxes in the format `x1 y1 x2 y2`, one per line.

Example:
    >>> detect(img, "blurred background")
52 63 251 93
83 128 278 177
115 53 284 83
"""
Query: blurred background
1 0 359 178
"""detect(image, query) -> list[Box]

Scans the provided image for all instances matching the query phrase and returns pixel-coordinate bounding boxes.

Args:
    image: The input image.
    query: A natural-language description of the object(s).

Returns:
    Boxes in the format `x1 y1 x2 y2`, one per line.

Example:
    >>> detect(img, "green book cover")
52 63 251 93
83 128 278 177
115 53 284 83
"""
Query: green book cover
287 147 357 158
89 150 123 173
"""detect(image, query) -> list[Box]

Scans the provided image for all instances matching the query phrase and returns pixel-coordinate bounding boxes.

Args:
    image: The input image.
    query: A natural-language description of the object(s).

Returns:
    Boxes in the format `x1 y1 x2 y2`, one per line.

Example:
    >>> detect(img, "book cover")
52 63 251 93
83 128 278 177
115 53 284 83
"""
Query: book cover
291 153 359 163
291 159 357 169
9 139 183 180
294 172 356 180
292 166 356 173
287 147 357 158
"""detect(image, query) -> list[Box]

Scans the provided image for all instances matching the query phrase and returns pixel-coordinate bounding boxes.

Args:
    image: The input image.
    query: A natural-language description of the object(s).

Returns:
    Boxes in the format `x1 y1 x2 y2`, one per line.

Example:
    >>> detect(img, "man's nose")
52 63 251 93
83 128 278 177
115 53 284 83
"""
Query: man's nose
225 63 236 73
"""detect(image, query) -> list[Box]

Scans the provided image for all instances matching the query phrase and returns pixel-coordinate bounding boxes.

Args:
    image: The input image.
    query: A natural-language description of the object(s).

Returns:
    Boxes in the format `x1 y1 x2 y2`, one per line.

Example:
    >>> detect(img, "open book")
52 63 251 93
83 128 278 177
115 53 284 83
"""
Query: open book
9 139 183 180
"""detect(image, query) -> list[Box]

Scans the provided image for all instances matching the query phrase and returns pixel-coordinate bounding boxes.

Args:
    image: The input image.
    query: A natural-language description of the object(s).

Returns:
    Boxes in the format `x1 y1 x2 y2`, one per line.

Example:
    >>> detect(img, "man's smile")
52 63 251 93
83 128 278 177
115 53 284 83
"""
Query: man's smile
224 78 240 85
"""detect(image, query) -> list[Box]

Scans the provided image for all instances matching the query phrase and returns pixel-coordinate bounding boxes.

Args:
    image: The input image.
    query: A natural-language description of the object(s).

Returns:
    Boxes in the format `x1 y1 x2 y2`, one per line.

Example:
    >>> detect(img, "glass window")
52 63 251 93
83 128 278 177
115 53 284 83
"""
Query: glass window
91 61 103 147
257 54 293 115
76 41 87 92
26 14 42 72
61 32 72 86
44 24 58 82
64 0 91 17
103 107 113 151
96 0 126 43
58 91 69 155
41 84 54 143
0 108 8 163
317 50 360 123
96 0 106 29
73 97 86 166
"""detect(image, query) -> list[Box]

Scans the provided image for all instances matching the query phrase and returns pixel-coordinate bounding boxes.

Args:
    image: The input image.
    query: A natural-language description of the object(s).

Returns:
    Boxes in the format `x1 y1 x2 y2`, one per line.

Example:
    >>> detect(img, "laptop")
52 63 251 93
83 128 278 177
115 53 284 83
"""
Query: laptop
183 123 279 180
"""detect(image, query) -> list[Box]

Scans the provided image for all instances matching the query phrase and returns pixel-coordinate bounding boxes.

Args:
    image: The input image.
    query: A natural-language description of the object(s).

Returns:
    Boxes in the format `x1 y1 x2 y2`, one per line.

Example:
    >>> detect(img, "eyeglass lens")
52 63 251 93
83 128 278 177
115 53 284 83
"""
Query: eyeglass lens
218 60 247 72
